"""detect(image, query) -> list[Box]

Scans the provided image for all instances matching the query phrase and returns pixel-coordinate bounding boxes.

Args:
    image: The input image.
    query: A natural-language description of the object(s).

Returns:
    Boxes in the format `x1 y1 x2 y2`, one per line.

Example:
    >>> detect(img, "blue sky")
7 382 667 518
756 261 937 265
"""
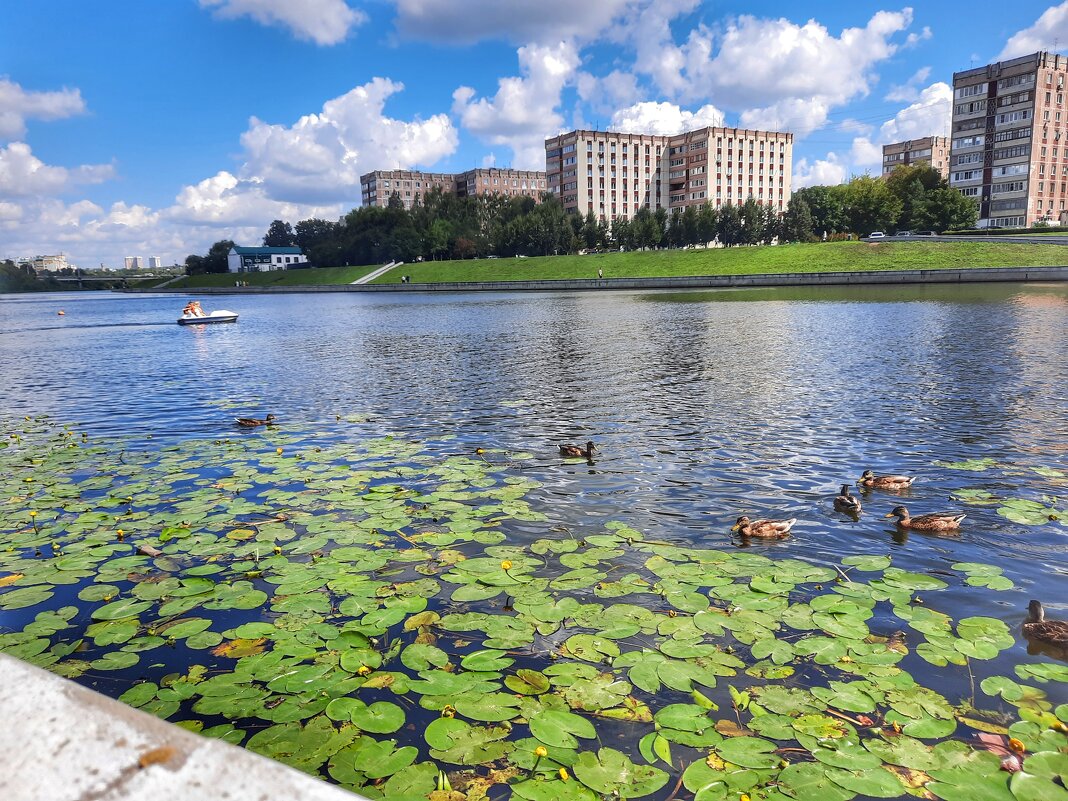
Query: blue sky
2 0 1067 268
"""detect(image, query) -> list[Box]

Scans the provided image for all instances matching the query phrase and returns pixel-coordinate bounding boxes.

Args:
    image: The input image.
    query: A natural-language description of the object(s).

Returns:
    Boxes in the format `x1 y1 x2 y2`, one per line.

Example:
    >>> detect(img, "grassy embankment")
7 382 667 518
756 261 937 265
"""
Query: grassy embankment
168 240 1067 289
163 264 379 289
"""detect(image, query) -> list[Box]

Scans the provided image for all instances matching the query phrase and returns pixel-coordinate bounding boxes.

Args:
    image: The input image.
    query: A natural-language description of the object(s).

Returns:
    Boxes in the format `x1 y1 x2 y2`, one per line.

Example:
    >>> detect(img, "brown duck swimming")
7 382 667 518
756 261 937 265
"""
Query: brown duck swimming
1023 600 1068 649
236 414 276 427
884 505 964 532
834 484 862 515
859 470 916 490
730 516 797 539
559 441 595 458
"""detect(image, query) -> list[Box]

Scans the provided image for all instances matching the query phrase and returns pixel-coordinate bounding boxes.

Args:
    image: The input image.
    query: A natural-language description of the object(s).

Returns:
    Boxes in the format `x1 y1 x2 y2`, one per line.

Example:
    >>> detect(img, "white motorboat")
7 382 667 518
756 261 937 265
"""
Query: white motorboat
177 309 239 325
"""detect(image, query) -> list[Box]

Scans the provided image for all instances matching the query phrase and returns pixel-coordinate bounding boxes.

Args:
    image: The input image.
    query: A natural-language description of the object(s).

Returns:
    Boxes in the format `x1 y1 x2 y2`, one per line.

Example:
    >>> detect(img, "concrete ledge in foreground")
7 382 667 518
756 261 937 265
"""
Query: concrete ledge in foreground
125 264 1068 295
0 652 368 801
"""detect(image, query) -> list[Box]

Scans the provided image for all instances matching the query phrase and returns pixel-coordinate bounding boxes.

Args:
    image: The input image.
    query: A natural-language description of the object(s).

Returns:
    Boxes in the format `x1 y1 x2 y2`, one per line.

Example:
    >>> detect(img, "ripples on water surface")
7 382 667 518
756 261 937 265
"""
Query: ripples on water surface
1 284 1066 691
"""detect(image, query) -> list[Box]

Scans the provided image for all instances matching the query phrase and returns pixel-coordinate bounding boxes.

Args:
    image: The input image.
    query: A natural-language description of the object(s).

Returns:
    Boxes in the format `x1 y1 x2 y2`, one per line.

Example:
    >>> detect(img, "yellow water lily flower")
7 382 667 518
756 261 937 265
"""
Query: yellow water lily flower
441 705 456 718
28 510 37 518
1008 738 1026 753
534 746 548 758
355 665 372 676
501 560 513 570
559 768 570 781
276 447 283 455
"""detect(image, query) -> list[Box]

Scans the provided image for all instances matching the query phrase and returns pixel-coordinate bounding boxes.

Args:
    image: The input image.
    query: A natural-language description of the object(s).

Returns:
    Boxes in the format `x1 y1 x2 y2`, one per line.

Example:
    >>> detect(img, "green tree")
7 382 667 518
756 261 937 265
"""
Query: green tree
898 178 930 231
631 207 657 250
581 210 599 249
680 205 699 246
781 196 814 242
843 175 902 235
294 218 340 258
263 220 296 247
884 163 943 198
739 198 764 245
611 217 633 251
184 254 206 276
794 185 846 236
427 219 452 260
653 207 669 248
697 203 718 244
920 187 979 232
717 203 744 246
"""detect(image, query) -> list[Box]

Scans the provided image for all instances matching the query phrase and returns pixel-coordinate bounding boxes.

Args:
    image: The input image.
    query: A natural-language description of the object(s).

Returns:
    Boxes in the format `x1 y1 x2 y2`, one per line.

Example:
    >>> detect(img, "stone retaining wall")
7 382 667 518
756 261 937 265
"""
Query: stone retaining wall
0 653 367 801
127 265 1068 295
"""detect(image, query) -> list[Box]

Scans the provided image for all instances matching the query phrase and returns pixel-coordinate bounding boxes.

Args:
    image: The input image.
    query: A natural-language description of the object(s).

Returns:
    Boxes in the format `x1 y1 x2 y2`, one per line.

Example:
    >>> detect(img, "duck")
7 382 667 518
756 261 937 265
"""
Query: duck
559 441 595 458
235 414 276 427
730 516 797 539
859 470 916 490
1022 600 1068 649
884 506 965 532
834 484 863 515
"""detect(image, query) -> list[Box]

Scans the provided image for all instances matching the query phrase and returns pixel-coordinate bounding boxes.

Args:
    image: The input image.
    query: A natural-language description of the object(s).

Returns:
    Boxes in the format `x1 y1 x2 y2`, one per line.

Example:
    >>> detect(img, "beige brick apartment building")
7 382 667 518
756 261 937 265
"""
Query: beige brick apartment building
950 51 1068 228
882 136 950 180
544 126 793 221
360 168 547 208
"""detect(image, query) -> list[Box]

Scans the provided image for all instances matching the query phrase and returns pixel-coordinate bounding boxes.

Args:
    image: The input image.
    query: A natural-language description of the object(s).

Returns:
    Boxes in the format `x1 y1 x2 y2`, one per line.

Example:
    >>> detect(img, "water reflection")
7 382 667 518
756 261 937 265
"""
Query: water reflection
0 285 1066 664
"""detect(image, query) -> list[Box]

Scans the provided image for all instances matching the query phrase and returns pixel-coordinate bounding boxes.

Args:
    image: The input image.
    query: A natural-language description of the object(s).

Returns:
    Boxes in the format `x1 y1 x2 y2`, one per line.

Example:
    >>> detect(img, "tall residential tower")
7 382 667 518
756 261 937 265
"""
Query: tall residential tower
950 51 1068 228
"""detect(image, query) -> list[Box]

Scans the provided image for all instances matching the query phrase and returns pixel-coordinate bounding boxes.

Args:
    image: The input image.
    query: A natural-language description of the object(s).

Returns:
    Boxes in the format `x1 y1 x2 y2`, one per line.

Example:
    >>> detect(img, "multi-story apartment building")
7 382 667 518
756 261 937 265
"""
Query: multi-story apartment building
544 126 793 222
882 136 950 179
454 168 546 199
360 168 547 208
950 51 1068 228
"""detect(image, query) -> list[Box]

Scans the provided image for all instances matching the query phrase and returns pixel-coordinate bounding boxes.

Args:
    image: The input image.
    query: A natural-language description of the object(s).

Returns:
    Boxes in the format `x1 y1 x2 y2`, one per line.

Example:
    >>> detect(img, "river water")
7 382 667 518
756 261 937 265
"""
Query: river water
1 284 1067 785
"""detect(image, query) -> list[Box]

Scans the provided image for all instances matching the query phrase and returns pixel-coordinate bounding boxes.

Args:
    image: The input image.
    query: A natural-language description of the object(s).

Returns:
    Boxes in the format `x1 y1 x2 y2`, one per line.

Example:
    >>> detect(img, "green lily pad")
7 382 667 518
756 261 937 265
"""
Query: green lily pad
573 748 669 798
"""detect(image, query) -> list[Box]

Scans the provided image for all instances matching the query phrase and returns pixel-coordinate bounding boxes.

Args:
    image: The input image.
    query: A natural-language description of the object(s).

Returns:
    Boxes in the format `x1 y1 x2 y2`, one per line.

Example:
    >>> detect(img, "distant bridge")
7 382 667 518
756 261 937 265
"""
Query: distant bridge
50 275 169 288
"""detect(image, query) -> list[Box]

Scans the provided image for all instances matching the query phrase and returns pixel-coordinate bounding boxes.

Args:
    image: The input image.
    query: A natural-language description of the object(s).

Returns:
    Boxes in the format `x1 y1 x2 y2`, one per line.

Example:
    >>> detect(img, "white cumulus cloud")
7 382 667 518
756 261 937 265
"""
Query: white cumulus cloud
0 78 86 141
240 77 458 204
199 0 366 45
793 153 847 188
391 0 634 44
617 8 916 138
850 81 952 166
1000 2 1068 60
576 70 642 114
0 142 114 198
609 101 724 135
453 41 581 169
885 66 932 102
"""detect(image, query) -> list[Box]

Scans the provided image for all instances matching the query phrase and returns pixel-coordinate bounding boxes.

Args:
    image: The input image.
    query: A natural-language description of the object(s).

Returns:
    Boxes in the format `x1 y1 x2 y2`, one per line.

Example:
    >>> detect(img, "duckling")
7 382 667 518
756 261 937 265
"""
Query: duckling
884 505 965 532
235 414 276 427
559 441 595 458
730 516 797 539
834 484 862 515
1022 600 1068 649
859 470 916 490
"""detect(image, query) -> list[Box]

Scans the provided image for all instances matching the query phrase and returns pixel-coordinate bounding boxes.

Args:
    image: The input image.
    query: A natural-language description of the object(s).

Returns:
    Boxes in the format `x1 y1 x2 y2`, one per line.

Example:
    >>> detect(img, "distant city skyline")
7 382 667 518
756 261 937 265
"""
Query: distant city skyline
4 1 1068 267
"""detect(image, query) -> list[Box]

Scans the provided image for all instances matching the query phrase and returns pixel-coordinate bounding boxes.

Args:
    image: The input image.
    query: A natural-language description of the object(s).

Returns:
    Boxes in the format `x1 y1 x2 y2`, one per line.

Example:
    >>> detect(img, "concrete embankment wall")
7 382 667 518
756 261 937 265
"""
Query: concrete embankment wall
0 653 368 801
128 265 1068 295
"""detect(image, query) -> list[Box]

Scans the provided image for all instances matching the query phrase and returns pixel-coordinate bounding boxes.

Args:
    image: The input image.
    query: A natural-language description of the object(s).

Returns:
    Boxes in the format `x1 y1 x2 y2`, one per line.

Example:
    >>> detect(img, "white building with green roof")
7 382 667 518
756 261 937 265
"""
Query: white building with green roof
227 246 307 273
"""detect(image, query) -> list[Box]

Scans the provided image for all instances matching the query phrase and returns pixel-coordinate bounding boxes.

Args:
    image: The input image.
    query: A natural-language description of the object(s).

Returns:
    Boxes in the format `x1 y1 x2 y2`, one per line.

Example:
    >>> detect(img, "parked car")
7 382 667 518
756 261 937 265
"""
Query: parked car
868 231 886 239
897 230 912 237
915 230 936 236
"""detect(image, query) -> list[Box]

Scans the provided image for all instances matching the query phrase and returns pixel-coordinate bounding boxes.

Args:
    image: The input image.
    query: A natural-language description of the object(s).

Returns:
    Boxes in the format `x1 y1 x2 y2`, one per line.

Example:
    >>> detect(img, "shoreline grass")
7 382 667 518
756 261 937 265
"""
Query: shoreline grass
168 241 1067 289
164 263 379 289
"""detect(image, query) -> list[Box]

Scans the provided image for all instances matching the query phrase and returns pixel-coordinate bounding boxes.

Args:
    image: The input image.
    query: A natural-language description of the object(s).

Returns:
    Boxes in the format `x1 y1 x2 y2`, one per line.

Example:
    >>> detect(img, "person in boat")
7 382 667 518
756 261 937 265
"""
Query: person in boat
182 300 206 317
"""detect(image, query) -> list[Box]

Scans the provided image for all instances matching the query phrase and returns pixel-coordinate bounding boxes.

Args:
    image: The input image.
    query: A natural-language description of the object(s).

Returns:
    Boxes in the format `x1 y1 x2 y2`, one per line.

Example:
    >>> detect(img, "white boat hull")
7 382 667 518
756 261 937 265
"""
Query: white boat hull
177 310 239 325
